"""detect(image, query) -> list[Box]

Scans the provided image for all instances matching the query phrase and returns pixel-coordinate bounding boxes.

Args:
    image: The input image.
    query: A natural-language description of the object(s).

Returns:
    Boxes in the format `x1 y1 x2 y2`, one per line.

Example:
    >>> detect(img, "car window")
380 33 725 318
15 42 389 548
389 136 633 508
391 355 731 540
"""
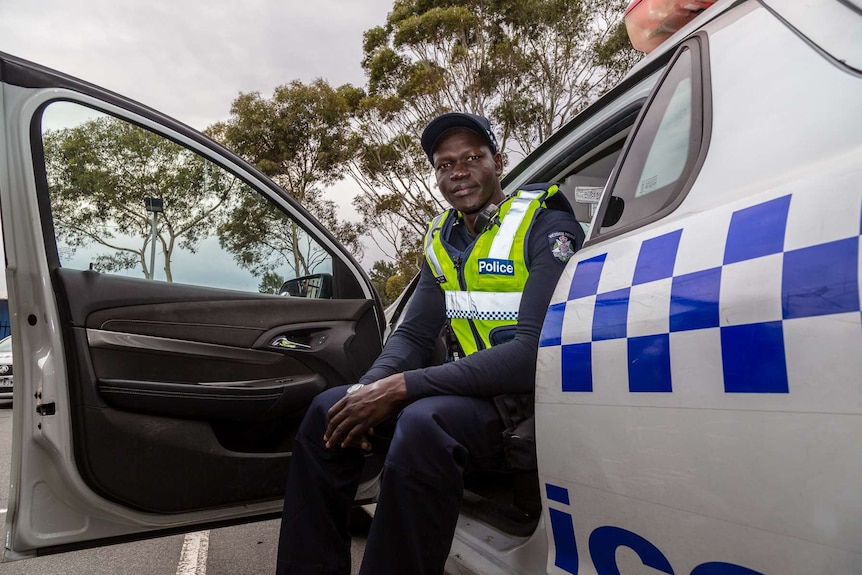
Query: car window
595 40 706 238
39 102 333 296
634 68 691 198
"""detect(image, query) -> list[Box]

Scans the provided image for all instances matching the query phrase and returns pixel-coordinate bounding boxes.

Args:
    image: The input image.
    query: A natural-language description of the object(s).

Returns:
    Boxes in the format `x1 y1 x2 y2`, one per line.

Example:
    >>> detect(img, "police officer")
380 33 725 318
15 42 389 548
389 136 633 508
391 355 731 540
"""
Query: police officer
276 112 584 575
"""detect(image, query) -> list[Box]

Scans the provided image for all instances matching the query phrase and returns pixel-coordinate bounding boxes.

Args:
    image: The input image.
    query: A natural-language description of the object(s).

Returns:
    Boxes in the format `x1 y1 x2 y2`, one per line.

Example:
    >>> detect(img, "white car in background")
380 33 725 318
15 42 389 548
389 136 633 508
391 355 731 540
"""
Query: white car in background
0 0 859 573
0 336 12 400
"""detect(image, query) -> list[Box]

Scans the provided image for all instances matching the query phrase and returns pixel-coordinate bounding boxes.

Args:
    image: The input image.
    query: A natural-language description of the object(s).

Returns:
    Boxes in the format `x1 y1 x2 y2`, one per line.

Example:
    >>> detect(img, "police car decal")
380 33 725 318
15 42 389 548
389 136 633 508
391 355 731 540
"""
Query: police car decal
539 191 862 396
543 482 766 575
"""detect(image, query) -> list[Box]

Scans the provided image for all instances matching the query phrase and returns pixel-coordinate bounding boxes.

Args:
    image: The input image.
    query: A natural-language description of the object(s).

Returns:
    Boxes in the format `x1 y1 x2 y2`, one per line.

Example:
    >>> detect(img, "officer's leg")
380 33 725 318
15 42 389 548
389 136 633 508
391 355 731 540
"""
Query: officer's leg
276 385 365 575
358 395 504 575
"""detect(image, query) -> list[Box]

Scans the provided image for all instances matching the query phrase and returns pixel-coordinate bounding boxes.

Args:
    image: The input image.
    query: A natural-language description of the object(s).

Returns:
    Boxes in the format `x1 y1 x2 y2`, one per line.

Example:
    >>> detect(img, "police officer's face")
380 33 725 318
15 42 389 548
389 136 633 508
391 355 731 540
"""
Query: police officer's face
432 129 504 217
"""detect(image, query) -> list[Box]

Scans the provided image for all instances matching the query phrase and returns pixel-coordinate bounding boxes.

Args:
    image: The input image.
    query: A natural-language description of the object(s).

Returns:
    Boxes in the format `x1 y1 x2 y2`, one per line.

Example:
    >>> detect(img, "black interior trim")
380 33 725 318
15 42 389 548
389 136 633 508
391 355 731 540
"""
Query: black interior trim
27 511 283 558
98 374 326 421
77 405 292 512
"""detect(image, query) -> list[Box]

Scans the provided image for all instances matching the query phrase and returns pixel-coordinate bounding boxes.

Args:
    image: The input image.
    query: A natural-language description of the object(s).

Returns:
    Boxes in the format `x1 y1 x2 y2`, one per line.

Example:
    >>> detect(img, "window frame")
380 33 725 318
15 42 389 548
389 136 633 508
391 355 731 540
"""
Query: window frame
588 32 713 246
28 96 366 300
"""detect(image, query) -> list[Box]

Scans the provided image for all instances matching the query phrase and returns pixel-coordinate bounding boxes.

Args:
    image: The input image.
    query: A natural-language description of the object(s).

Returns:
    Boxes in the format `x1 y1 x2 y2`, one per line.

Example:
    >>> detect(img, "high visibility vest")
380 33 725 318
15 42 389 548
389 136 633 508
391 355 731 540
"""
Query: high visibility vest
423 184 560 356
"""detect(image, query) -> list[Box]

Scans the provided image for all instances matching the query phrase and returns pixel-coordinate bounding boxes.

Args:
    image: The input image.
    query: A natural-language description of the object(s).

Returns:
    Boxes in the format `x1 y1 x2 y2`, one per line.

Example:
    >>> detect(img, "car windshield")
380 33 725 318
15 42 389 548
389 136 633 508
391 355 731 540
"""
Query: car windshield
0 337 11 353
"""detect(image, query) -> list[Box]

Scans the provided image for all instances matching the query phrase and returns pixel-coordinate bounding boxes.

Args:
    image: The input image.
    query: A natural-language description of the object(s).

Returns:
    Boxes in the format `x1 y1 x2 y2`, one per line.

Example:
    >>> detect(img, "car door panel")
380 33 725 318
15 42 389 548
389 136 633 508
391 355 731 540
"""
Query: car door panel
50 268 379 513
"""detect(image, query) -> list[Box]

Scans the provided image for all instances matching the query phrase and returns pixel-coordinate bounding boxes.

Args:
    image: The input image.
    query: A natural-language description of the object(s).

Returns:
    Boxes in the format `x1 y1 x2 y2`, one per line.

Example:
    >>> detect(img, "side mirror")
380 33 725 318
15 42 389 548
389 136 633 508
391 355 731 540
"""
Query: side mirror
601 196 625 228
279 273 333 299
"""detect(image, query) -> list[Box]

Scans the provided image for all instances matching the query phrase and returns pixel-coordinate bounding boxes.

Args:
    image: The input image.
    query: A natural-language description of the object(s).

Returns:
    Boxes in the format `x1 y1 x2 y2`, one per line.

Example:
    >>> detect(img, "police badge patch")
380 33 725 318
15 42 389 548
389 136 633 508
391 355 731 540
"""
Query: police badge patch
548 231 578 263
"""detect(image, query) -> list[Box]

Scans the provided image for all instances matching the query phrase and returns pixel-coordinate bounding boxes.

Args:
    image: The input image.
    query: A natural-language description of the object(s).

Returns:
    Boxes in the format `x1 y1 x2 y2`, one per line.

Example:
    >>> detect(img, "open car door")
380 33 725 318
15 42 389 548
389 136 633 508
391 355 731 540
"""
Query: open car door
0 53 384 558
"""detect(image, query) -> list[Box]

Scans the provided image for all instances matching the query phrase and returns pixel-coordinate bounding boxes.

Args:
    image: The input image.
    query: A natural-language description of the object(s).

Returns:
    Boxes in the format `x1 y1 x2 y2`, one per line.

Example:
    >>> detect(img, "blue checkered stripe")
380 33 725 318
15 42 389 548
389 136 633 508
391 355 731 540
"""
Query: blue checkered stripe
539 194 862 394
447 309 518 321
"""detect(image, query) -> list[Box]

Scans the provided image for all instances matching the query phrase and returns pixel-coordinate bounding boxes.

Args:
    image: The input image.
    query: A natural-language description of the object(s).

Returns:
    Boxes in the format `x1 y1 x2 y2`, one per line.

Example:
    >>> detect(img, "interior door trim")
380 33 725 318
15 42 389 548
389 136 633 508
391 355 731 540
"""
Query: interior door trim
87 328 283 365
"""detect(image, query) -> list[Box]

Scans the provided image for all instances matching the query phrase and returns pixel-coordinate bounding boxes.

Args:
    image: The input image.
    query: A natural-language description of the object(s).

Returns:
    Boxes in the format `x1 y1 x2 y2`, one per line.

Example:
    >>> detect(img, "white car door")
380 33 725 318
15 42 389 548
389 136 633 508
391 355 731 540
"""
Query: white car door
0 52 385 558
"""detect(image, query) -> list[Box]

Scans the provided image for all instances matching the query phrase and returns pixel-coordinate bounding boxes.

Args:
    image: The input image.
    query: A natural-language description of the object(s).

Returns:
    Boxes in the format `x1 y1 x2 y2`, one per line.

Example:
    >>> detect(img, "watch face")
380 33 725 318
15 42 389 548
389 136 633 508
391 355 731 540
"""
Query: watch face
347 383 364 394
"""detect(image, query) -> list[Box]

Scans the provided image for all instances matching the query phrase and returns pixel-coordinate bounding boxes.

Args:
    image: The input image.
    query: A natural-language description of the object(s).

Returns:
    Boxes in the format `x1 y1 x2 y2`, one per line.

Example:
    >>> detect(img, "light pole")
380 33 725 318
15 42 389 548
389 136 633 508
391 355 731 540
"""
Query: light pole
144 197 163 280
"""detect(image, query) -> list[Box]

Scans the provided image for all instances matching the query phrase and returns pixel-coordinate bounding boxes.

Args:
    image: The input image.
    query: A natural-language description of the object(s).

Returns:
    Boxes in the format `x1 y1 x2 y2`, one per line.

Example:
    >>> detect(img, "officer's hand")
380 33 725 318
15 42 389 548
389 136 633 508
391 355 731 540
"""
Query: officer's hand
324 374 408 450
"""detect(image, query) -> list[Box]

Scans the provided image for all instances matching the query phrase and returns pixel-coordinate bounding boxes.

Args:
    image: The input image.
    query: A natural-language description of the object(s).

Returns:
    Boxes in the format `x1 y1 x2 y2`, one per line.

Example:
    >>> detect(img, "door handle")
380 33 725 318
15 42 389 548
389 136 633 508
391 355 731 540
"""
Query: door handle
270 336 311 350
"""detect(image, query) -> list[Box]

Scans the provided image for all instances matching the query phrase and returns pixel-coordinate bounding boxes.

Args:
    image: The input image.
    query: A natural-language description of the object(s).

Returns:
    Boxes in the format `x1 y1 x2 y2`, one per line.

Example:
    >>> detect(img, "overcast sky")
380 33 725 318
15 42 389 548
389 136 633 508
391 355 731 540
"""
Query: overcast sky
0 0 394 129
0 0 399 297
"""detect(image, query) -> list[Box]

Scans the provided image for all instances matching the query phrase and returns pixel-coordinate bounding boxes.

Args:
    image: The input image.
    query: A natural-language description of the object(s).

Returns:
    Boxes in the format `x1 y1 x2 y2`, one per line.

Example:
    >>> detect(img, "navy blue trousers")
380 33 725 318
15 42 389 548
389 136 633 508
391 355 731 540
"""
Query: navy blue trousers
275 385 505 575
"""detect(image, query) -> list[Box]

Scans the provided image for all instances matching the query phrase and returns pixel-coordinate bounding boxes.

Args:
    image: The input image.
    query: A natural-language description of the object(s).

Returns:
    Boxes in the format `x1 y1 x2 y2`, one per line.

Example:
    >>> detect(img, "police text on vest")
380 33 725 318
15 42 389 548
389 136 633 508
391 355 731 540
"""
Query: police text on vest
478 258 515 276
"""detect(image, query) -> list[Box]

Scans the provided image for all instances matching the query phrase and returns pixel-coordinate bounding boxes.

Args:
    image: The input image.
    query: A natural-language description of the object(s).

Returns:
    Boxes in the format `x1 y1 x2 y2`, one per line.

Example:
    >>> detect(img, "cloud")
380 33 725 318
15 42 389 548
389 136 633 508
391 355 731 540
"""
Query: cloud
0 0 392 129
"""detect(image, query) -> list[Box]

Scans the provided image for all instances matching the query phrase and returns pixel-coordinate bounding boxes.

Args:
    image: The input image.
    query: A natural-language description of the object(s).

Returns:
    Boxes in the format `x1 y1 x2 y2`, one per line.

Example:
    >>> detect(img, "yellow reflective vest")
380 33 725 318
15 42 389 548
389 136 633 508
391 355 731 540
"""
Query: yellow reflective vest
423 185 560 356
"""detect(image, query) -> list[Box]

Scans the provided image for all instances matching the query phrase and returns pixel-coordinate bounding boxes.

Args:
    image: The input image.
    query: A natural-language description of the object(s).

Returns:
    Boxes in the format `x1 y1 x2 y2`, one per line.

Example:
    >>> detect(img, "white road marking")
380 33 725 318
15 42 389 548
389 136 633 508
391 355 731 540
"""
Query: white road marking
176 530 209 575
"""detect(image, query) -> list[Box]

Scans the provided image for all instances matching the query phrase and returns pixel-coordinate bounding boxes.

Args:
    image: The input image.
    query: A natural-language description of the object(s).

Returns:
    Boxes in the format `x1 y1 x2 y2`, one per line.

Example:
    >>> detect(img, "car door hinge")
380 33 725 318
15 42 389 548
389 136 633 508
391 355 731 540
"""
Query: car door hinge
36 402 56 416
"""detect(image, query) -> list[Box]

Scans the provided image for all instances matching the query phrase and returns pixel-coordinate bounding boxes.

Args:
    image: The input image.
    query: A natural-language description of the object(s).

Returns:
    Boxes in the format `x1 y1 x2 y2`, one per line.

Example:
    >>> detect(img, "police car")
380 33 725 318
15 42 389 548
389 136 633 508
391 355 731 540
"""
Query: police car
0 0 859 573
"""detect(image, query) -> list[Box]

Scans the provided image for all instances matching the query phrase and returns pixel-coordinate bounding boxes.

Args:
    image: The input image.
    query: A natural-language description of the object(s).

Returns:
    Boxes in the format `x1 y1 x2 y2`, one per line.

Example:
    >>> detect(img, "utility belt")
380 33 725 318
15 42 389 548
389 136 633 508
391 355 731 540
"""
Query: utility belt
493 392 536 471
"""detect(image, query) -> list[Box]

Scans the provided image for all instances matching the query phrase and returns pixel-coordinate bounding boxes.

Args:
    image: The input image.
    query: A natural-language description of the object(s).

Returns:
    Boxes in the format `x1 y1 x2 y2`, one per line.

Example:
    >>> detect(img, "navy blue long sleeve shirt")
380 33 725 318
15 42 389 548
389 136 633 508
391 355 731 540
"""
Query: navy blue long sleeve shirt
358 208 583 400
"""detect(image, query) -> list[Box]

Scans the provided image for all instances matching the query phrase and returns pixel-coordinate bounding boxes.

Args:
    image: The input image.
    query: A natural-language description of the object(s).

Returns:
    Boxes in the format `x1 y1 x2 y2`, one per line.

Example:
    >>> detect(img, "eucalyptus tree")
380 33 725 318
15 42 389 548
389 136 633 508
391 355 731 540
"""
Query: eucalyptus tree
211 79 364 279
352 0 639 277
44 117 237 281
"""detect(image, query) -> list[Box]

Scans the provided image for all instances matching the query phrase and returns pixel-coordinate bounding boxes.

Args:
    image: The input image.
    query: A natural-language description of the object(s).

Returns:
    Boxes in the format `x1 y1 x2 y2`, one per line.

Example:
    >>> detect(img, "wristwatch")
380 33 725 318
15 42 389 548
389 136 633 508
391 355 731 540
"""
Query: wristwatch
346 383 364 394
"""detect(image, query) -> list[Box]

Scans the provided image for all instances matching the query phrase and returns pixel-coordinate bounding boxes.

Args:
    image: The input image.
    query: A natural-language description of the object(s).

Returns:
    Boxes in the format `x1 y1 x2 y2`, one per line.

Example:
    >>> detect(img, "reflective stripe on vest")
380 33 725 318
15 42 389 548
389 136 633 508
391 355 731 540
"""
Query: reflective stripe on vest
424 212 448 282
444 290 522 321
486 189 545 261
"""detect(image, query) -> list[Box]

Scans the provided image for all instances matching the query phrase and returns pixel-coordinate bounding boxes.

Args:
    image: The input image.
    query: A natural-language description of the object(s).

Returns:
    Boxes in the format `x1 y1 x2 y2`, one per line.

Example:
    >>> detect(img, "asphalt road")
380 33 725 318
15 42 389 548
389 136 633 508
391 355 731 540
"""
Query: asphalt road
0 402 368 574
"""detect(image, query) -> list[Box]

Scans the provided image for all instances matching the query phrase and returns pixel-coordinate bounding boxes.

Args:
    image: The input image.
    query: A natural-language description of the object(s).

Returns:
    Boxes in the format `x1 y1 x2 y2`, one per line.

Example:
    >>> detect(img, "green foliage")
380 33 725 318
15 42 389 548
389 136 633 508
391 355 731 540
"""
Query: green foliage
212 79 364 276
220 79 355 187
337 84 367 112
392 6 480 48
258 271 286 295
368 243 423 307
369 260 399 305
362 26 390 59
216 193 333 279
43 116 237 281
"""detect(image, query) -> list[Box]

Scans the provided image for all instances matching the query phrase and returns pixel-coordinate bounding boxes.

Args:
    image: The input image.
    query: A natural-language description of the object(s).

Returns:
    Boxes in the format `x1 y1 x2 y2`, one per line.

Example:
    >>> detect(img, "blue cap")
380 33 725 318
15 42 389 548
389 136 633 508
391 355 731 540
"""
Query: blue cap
421 112 499 164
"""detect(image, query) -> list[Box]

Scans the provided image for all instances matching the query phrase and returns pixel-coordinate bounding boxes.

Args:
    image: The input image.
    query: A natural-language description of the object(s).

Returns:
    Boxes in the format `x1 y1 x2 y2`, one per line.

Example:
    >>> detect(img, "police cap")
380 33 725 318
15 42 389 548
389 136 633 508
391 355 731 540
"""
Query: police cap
421 112 499 165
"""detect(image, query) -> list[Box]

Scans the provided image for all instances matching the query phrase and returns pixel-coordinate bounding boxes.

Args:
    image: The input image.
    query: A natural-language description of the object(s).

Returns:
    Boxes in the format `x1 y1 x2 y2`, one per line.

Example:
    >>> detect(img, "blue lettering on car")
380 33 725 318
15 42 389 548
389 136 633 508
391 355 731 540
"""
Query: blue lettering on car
545 483 764 575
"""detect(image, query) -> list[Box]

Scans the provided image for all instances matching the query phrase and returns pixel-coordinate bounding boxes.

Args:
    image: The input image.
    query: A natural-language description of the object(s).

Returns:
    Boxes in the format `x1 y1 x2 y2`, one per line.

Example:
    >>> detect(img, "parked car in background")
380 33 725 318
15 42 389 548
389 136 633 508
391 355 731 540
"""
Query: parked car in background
0 336 12 400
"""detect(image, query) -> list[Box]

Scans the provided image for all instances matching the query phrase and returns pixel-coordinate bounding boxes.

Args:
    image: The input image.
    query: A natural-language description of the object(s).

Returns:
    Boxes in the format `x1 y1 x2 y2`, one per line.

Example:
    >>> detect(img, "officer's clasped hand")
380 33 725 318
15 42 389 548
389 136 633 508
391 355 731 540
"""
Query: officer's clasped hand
324 373 409 450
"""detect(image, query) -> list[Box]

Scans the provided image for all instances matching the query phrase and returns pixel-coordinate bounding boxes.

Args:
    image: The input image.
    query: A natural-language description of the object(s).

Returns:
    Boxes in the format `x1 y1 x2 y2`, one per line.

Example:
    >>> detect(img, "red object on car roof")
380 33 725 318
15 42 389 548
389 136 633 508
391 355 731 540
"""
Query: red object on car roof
624 0 717 53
